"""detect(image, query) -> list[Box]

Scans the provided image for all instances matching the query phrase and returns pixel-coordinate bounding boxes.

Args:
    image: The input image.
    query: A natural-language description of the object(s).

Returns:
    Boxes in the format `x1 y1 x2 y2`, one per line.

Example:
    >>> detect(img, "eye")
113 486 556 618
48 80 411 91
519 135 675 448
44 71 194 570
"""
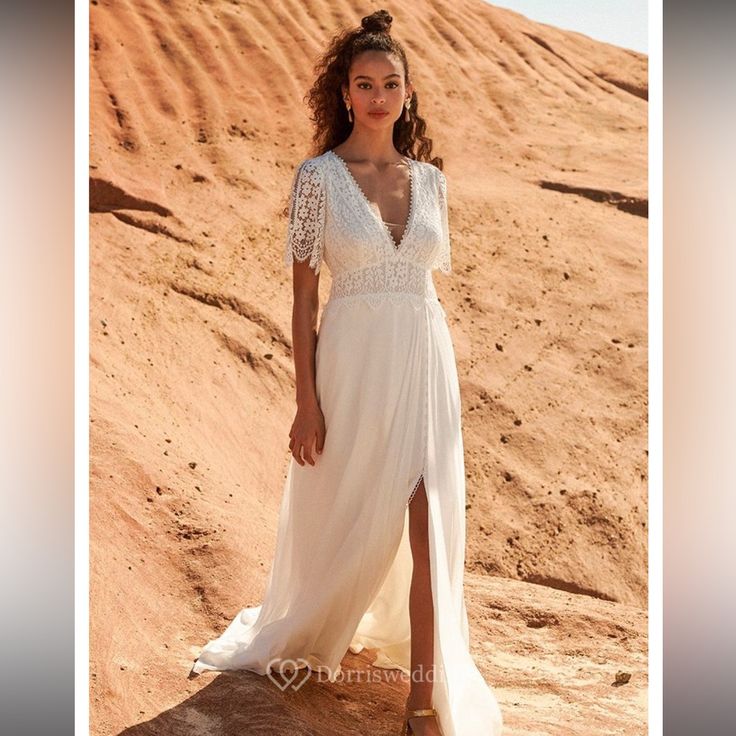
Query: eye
356 81 400 89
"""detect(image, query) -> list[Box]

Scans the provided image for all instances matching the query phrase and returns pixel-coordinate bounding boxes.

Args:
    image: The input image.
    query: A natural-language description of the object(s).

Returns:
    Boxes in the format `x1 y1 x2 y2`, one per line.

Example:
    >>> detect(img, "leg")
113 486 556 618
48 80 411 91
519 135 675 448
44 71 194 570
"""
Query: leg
406 479 442 735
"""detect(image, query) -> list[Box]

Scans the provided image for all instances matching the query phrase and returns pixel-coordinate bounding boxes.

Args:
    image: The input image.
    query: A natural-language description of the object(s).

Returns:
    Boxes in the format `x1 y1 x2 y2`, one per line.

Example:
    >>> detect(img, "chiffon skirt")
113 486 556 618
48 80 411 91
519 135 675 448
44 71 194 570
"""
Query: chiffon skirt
191 293 503 736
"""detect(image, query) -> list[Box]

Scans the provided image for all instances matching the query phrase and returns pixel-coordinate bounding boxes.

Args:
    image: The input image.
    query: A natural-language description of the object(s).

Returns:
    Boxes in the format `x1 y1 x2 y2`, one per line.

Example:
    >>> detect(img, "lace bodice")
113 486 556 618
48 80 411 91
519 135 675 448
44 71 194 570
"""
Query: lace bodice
283 150 451 305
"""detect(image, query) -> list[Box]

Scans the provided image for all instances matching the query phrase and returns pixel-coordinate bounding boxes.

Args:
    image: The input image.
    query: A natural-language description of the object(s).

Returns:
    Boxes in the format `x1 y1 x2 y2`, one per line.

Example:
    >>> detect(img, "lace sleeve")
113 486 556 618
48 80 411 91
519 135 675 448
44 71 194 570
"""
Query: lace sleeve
433 169 452 274
283 158 326 274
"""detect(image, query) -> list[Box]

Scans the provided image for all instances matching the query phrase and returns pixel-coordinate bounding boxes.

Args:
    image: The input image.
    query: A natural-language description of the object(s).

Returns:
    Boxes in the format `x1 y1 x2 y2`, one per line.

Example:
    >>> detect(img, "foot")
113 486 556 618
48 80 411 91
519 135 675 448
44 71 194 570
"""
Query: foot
404 698 442 736
405 712 442 736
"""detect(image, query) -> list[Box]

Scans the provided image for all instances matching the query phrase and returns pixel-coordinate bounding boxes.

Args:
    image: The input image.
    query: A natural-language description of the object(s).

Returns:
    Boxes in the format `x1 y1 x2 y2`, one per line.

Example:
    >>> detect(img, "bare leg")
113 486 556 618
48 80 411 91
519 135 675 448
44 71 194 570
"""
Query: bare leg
405 479 442 735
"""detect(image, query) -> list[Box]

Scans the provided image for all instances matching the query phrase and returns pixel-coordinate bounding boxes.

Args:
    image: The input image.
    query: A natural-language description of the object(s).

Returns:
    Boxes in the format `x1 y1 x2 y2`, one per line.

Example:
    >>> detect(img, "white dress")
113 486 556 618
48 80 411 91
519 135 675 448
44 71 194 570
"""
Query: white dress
191 150 504 736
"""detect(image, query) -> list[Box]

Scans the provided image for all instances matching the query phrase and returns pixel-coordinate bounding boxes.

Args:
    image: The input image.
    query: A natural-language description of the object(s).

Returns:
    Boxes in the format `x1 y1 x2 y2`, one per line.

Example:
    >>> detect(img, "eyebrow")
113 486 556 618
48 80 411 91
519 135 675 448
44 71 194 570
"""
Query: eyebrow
352 73 401 81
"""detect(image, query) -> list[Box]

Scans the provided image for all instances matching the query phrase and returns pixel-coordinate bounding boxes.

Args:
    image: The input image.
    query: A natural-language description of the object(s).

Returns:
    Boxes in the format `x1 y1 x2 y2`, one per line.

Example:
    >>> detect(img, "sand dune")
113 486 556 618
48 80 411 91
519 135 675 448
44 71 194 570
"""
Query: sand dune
90 1 648 733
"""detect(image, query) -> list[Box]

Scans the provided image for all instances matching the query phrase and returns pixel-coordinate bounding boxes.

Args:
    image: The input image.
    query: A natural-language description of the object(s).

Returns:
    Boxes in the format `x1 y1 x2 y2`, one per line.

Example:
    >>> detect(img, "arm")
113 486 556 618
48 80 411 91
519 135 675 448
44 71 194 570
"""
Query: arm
291 263 321 410
283 159 327 466
434 168 452 274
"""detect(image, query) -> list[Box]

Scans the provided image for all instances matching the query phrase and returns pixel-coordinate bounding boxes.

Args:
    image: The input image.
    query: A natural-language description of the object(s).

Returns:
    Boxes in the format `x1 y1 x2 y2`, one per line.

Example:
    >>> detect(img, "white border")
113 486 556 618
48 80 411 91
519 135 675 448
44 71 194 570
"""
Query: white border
76 0 90 734
648 1 663 735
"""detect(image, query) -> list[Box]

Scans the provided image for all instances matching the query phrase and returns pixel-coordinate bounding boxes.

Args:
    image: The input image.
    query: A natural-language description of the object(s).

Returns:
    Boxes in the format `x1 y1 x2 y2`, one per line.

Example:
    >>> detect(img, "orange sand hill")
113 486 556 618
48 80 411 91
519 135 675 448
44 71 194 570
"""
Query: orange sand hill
90 1 648 734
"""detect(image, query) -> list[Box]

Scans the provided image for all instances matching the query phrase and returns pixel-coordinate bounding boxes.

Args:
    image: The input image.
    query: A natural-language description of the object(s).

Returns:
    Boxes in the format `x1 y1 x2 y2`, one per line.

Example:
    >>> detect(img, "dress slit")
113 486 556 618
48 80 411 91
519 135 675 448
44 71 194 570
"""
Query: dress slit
407 472 424 506
407 296 431 511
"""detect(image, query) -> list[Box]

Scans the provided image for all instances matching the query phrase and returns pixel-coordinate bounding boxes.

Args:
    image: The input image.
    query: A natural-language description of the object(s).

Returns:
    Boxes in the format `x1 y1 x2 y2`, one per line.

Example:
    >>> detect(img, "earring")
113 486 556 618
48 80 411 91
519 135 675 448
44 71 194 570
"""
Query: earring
345 98 353 123
404 97 411 122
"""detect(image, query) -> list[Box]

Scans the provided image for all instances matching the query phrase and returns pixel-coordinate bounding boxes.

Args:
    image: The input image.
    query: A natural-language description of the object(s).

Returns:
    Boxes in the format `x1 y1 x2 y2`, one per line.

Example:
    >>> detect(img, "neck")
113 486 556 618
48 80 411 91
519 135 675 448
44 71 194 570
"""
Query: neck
335 127 402 164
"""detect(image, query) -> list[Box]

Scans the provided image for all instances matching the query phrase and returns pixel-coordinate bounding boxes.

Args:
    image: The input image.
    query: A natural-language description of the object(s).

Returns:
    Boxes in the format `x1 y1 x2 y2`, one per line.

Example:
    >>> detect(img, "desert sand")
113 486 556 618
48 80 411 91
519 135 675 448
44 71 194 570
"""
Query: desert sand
90 1 648 734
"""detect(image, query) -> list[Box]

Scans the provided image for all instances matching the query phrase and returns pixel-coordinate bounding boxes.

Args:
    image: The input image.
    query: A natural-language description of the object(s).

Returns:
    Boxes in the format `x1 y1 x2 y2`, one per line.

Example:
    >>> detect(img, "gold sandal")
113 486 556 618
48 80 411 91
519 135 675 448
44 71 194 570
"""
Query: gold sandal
400 707 443 735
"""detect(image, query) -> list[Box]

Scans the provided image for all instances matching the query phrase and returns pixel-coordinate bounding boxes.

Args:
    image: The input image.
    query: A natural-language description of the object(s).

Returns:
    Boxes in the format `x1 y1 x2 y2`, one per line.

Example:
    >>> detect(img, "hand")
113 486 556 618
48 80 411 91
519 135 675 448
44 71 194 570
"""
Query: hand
288 401 326 466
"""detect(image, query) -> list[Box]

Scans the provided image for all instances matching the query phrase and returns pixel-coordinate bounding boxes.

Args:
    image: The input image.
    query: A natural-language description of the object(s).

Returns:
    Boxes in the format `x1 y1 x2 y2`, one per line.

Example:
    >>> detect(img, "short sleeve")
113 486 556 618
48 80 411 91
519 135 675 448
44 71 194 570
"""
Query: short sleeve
283 158 326 274
433 169 452 274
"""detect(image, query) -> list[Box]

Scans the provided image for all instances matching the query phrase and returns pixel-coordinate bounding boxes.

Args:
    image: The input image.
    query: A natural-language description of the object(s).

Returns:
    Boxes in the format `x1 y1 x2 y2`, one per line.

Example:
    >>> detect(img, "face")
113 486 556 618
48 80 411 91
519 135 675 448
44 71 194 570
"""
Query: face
342 50 413 127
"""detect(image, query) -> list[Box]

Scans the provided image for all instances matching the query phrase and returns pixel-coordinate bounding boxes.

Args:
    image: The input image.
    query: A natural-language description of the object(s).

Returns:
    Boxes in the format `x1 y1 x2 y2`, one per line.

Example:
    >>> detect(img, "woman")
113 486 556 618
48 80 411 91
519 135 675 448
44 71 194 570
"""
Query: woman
191 10 503 736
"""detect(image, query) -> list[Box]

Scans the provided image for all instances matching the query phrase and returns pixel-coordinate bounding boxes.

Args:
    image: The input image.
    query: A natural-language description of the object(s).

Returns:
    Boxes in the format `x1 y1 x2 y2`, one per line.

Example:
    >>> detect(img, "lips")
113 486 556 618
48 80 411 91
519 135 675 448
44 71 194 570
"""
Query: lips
368 111 389 116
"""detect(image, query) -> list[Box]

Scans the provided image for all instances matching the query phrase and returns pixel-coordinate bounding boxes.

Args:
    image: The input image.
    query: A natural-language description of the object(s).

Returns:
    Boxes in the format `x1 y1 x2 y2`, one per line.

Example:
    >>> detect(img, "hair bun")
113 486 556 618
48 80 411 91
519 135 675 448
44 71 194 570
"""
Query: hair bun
361 9 392 34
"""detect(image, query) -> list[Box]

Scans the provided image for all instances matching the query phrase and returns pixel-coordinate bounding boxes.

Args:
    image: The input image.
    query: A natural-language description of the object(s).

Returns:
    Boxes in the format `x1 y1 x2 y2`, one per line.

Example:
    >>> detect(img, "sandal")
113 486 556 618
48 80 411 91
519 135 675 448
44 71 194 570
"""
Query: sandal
400 707 443 735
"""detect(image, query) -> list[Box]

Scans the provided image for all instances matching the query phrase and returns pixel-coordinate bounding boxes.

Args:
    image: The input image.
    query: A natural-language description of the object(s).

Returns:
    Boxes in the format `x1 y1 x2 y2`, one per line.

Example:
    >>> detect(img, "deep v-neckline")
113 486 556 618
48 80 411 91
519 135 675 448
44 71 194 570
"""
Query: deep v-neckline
329 149 415 253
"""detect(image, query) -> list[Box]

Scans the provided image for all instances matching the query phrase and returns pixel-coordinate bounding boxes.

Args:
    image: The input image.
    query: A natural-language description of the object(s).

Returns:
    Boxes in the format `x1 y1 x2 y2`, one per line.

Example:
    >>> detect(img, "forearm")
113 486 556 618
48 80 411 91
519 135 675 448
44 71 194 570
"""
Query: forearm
291 294 320 408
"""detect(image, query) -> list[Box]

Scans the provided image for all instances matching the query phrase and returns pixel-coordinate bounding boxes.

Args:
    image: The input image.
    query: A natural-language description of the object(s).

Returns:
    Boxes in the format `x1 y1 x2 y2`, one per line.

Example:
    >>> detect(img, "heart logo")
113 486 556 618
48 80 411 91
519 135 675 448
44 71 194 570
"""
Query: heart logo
266 658 313 691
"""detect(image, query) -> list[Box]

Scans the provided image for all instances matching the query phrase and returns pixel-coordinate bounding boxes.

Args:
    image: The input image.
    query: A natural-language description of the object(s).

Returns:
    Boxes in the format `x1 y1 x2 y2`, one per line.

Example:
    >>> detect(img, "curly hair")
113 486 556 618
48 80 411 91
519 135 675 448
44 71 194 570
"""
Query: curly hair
304 9 443 169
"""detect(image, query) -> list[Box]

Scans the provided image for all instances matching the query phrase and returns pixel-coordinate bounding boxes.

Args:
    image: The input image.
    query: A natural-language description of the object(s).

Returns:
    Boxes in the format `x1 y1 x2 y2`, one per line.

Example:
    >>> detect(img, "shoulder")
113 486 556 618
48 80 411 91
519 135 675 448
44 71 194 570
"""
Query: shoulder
297 152 331 171
291 152 330 178
415 160 445 179
415 160 447 189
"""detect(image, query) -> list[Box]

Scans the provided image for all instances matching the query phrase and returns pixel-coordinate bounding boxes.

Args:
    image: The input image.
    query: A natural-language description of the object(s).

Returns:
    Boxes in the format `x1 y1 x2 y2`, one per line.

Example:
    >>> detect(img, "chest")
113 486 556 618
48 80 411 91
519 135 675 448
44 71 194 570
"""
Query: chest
321 156 445 273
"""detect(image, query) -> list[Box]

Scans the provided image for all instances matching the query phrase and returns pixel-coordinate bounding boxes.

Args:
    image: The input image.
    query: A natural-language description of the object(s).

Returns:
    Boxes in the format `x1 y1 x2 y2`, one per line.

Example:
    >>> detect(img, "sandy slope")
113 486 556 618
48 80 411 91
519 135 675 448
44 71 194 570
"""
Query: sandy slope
90 1 648 733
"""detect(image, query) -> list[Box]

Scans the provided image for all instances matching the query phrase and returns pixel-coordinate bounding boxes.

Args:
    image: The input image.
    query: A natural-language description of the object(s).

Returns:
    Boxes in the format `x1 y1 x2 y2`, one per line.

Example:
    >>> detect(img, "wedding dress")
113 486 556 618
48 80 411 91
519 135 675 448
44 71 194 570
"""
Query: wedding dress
190 150 504 736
